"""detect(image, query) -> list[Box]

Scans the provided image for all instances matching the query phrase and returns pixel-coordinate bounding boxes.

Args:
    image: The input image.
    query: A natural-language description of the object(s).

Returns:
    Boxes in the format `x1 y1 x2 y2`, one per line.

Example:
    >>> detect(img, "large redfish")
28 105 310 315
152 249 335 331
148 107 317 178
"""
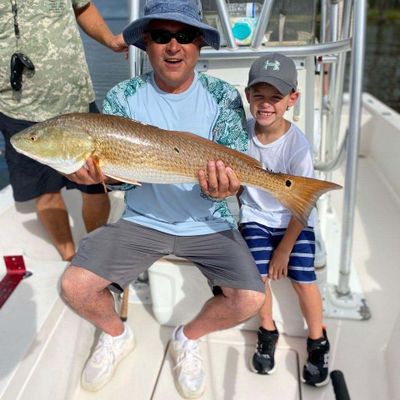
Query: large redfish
10 113 341 224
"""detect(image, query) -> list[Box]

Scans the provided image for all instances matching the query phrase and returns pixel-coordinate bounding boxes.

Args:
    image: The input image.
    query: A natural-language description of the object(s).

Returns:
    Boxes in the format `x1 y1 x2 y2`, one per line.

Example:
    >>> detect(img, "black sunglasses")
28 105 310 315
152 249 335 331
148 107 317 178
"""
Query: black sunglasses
147 28 200 45
10 52 35 91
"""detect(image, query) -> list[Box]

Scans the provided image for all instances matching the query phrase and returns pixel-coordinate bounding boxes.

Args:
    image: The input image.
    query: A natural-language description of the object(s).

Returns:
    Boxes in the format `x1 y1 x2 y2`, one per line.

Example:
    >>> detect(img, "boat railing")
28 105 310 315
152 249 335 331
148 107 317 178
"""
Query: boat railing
127 0 369 318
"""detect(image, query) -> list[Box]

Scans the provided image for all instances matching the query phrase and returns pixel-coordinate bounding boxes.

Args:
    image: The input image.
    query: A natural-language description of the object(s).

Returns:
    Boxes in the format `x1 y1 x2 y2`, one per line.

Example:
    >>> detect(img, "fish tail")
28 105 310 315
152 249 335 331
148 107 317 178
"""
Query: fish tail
252 170 342 225
275 174 341 225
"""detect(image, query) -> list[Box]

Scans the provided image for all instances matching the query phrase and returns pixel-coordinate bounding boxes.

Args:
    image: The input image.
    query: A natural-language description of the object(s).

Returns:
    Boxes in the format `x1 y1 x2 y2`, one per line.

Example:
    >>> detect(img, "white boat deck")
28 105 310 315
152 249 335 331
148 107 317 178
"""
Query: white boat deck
1 96 400 399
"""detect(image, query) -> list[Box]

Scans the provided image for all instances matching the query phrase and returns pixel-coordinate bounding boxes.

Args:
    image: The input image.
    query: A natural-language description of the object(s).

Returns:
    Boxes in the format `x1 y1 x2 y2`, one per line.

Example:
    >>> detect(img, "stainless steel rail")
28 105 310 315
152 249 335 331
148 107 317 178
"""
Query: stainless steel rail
337 0 366 296
128 0 142 76
250 0 275 48
214 0 237 48
199 39 352 60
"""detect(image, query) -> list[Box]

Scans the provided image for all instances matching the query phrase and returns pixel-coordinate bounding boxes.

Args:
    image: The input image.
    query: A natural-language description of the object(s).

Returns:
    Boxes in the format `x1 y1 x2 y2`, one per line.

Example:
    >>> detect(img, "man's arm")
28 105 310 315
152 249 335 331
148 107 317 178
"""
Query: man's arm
74 2 128 53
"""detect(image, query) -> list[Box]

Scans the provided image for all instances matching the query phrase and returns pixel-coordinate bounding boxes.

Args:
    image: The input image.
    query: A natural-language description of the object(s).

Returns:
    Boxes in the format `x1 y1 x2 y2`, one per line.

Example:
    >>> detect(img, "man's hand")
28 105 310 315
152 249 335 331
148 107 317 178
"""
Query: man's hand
198 160 240 200
65 157 105 186
108 33 129 55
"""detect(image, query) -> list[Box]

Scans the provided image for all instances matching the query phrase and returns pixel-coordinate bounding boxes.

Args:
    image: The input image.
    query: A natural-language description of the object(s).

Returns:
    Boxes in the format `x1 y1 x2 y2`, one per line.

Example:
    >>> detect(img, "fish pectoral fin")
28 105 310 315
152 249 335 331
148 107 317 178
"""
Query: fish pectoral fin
105 173 142 186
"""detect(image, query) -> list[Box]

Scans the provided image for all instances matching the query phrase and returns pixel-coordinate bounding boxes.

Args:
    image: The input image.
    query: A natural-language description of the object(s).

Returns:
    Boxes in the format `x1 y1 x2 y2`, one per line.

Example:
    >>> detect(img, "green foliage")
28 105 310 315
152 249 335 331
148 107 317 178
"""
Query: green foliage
368 8 400 21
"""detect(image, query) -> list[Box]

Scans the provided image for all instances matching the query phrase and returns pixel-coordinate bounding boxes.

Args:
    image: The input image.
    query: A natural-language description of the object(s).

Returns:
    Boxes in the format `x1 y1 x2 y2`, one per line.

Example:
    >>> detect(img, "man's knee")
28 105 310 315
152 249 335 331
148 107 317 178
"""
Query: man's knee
60 266 100 304
223 288 265 316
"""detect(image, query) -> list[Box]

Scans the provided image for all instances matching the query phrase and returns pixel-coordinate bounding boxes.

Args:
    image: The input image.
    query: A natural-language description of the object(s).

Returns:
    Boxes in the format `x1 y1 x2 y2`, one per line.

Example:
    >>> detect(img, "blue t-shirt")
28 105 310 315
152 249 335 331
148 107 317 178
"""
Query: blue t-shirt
103 71 247 235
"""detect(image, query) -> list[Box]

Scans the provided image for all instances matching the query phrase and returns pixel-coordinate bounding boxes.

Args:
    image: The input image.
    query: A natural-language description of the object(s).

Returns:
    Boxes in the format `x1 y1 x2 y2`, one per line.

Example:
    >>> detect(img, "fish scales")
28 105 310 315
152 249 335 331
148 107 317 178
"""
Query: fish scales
10 113 342 224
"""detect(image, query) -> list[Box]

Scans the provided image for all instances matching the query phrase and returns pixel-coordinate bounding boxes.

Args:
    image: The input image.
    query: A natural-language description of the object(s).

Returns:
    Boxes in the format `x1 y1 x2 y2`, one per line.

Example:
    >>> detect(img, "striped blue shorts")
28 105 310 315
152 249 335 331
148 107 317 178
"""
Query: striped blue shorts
241 222 316 283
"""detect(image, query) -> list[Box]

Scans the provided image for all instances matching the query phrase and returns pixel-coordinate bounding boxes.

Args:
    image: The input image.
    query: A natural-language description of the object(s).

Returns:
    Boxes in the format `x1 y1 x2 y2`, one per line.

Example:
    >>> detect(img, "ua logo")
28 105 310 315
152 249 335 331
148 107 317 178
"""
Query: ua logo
263 60 280 71
323 353 329 368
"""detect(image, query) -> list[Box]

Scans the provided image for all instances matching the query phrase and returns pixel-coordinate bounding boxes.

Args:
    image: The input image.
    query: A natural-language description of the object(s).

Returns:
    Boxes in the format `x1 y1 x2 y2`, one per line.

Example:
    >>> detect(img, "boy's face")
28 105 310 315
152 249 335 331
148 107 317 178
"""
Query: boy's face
246 83 298 129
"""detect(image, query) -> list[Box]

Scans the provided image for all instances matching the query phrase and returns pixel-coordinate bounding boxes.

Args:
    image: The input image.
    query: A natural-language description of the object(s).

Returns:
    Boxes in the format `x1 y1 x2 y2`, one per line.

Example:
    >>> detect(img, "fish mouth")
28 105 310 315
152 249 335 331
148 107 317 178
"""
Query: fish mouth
10 141 85 175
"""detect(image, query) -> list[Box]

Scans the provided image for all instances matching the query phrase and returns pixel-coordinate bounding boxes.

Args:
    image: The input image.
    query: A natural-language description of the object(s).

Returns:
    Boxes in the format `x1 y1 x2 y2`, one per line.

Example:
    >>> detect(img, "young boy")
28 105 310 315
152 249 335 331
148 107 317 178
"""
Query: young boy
239 53 330 386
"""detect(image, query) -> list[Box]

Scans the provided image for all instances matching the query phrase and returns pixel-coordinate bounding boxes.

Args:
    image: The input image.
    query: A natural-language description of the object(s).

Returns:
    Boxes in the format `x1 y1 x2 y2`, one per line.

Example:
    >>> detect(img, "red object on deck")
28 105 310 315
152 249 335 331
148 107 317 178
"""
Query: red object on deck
0 255 30 309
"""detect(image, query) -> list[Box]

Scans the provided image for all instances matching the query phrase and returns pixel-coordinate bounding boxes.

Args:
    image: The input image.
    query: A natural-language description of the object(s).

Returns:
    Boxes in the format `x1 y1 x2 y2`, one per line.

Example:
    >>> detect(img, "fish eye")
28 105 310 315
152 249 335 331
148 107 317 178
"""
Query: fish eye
29 135 37 142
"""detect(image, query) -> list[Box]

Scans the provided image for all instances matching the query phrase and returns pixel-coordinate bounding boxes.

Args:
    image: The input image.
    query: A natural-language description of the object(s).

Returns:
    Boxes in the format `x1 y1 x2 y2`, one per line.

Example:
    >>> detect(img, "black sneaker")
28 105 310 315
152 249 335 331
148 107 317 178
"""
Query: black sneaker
250 326 279 375
302 328 330 387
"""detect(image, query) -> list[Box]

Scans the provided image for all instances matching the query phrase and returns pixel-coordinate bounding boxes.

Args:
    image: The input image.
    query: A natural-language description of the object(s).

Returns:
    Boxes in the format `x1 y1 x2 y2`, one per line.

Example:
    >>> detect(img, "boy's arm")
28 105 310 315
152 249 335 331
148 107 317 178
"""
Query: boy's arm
269 217 304 280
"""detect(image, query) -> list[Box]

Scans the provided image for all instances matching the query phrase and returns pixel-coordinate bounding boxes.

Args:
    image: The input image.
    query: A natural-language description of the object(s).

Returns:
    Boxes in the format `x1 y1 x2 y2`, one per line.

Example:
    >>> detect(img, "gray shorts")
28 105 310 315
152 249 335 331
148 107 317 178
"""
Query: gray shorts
72 219 265 294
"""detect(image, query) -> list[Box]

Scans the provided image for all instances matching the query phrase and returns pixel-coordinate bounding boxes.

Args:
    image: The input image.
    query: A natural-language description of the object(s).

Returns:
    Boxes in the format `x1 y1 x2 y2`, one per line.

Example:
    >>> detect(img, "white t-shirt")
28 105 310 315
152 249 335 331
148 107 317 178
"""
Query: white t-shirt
240 119 316 228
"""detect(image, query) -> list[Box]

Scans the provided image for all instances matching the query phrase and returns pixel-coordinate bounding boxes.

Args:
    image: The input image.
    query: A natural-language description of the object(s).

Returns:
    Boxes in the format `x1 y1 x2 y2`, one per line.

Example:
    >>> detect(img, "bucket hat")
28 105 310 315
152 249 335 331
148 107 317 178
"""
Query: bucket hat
247 53 297 95
123 0 220 50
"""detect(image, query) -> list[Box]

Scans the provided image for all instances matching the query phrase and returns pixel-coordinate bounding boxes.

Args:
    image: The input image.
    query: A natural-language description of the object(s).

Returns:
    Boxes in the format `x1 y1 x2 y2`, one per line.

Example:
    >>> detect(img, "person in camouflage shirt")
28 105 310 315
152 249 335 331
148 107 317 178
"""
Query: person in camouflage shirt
0 0 127 261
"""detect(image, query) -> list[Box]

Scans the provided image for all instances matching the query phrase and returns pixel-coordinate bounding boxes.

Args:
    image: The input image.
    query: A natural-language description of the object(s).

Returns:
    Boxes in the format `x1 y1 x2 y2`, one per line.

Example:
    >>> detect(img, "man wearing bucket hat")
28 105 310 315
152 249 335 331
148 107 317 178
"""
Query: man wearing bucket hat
61 0 265 398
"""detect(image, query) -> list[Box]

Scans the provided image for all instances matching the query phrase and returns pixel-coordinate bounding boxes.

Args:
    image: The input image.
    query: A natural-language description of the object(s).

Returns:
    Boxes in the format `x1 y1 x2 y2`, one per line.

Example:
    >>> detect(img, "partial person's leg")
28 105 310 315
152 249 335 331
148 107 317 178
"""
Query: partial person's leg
80 101 111 233
81 192 110 232
287 229 330 387
170 230 264 397
170 286 263 398
61 221 171 391
177 229 265 339
259 277 275 330
292 282 324 339
61 265 134 391
0 113 76 261
61 266 124 334
295 282 330 387
184 287 264 339
250 277 280 375
36 192 75 261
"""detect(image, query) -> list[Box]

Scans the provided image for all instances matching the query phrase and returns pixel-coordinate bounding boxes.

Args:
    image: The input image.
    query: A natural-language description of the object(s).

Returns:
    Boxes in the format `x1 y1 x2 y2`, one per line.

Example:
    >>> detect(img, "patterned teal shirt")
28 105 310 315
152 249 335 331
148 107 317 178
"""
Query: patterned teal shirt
104 71 248 234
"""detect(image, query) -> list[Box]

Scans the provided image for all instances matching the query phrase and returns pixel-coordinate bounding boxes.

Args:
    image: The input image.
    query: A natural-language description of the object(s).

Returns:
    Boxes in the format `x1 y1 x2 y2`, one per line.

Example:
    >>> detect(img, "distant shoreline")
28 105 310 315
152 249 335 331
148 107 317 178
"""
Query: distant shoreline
368 8 400 22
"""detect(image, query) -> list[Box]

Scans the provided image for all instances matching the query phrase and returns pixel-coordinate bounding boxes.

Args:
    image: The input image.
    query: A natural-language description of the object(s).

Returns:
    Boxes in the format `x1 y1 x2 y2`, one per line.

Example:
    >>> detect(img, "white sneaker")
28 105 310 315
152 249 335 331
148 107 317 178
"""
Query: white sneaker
170 327 206 399
81 324 135 391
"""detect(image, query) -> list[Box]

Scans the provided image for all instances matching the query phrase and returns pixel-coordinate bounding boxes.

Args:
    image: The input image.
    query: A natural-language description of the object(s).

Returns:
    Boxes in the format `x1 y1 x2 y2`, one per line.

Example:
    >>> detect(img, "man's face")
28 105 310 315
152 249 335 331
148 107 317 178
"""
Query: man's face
144 20 203 93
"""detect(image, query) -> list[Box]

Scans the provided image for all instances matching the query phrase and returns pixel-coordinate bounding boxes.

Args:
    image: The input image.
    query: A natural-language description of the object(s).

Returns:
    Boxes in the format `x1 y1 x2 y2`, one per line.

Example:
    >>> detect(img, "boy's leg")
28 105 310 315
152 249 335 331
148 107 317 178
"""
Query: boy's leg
239 222 280 375
259 277 276 330
292 283 330 386
250 277 280 374
292 282 324 339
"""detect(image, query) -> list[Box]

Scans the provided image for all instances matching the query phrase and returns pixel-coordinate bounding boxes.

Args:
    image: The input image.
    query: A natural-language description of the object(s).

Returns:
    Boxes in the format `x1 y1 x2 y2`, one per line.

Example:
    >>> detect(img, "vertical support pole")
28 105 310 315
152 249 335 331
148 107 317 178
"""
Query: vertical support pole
337 0 366 295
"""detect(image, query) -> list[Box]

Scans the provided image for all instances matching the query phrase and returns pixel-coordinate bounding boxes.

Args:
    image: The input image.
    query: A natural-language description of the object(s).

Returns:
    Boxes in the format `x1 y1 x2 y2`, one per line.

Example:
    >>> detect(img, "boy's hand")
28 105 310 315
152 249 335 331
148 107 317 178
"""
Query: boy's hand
269 248 290 280
198 160 240 199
